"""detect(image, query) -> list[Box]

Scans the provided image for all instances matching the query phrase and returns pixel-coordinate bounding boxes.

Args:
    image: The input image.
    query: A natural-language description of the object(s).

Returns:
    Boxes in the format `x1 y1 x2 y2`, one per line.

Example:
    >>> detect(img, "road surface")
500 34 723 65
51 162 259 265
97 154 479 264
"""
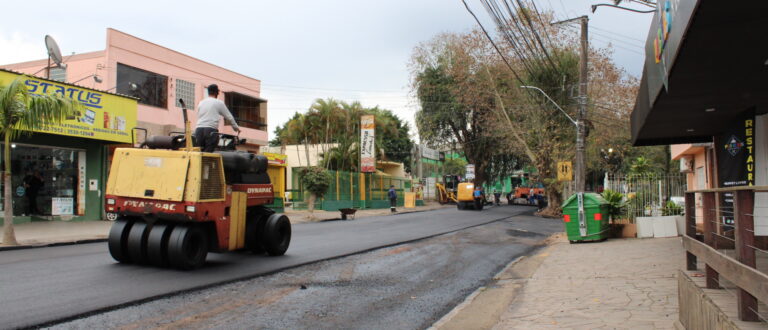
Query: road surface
0 205 558 329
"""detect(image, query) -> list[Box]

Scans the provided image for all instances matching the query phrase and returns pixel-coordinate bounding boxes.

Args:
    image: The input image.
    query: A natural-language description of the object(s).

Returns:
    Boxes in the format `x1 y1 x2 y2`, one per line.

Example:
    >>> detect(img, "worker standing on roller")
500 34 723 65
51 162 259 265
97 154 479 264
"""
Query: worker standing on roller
195 84 240 152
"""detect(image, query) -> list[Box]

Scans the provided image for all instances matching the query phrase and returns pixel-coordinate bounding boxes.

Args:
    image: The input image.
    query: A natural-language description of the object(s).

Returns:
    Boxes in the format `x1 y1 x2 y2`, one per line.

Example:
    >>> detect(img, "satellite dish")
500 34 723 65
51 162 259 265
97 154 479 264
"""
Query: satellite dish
45 35 64 67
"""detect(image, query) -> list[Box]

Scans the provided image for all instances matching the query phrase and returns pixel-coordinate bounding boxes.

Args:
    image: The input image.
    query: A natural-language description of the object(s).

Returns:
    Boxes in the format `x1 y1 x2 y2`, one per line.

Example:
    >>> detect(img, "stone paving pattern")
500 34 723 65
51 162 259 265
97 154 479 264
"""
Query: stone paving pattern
494 236 683 329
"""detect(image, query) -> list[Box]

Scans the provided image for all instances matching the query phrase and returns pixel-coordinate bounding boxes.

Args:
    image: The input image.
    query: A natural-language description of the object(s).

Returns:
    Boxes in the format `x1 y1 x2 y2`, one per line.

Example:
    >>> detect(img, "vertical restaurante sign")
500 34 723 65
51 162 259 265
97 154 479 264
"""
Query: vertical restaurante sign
717 110 755 224
360 115 375 173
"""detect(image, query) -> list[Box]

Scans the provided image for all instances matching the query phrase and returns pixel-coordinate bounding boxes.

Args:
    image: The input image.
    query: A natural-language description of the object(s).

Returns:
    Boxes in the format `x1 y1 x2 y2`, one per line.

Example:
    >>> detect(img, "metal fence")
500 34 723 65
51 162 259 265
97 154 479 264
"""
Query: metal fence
604 173 687 220
289 168 413 211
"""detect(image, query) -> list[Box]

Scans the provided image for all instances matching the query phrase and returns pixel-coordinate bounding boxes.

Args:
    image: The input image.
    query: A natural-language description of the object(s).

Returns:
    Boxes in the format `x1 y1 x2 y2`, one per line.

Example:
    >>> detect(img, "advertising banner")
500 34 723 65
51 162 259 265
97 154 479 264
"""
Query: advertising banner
262 152 287 166
360 115 376 172
0 71 138 143
420 145 440 160
465 164 475 181
716 110 755 225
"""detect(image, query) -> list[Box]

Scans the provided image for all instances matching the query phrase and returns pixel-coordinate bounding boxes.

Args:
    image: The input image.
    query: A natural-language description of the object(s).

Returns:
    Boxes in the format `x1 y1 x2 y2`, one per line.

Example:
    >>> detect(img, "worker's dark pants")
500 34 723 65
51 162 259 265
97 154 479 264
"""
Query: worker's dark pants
27 191 39 215
390 198 397 212
194 127 219 152
474 197 482 210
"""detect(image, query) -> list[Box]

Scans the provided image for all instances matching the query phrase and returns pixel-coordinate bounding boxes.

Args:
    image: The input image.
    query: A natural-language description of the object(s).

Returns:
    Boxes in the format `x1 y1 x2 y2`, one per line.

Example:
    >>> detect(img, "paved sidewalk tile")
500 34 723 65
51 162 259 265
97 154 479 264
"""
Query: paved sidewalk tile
495 236 683 330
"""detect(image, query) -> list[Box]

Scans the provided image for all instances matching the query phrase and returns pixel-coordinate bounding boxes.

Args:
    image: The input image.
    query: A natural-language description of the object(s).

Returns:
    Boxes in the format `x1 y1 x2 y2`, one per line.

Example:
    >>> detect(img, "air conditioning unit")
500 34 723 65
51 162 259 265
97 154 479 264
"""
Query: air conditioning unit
679 156 694 173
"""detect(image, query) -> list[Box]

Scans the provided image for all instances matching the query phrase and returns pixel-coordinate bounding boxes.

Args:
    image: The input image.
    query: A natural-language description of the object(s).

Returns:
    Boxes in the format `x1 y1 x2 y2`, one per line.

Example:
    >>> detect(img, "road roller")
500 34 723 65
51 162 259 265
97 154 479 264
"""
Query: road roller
104 99 290 269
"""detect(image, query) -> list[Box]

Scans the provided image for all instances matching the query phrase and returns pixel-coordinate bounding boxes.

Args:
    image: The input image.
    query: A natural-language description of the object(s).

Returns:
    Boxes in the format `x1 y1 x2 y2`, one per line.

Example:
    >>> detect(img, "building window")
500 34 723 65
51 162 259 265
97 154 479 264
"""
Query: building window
175 79 195 108
116 63 168 108
49 67 66 82
224 92 268 131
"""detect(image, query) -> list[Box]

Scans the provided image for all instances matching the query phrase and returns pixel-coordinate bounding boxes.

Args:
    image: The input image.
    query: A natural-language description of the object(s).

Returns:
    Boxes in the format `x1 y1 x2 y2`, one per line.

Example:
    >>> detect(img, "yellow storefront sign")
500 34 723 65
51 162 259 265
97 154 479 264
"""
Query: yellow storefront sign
262 152 287 166
557 161 573 182
0 71 137 143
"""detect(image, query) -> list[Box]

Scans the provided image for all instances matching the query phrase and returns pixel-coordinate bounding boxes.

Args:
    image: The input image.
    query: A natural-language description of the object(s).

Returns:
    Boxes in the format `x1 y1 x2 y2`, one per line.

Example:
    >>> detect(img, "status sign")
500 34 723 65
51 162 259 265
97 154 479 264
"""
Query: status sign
0 71 137 143
557 161 573 182
360 115 375 172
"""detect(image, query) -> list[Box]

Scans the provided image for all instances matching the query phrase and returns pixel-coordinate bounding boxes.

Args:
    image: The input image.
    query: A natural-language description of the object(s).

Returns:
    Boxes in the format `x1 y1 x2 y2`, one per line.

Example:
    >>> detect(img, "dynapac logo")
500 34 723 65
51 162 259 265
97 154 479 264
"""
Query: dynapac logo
122 200 178 211
247 187 272 194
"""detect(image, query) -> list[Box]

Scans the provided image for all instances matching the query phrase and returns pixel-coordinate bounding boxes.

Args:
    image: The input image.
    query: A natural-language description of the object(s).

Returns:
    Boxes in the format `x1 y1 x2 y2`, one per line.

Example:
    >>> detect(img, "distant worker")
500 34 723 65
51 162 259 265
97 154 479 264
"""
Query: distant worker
195 84 240 152
388 185 398 213
473 186 484 210
493 189 501 206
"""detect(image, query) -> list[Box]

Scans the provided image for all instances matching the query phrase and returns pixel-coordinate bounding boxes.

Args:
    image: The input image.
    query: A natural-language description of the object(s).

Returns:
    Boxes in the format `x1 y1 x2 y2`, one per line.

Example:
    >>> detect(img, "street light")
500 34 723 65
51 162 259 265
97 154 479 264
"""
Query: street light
520 86 577 126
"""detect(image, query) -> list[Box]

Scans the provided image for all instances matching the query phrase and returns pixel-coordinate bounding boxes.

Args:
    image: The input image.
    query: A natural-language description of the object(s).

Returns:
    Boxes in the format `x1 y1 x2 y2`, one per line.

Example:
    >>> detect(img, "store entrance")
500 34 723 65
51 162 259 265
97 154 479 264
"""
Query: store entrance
1 144 82 217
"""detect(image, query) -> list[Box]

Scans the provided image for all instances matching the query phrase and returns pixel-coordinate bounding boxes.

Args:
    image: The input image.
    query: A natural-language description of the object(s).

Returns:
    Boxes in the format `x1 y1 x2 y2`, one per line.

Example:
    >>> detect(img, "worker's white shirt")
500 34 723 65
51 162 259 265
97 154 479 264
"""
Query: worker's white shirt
195 97 239 130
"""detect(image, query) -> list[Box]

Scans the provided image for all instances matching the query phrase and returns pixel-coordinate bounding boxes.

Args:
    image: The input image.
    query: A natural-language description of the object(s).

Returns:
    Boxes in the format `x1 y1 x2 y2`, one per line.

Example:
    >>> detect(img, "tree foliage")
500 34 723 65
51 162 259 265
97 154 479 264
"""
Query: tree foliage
410 4 642 215
274 98 414 173
300 166 332 198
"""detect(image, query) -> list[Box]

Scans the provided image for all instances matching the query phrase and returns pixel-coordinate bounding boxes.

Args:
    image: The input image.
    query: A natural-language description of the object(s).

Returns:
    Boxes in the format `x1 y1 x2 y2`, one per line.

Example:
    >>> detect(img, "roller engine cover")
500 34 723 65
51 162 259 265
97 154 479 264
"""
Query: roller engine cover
216 151 270 184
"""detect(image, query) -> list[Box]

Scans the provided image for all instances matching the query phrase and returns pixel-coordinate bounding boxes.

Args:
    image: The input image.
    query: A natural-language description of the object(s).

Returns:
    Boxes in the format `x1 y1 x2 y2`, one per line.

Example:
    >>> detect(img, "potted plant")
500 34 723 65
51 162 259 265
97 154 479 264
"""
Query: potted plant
601 190 635 238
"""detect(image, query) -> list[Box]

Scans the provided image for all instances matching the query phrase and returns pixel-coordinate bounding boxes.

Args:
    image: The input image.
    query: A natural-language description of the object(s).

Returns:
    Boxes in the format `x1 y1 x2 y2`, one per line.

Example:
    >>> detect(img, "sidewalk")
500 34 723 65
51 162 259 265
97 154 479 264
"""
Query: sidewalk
436 234 683 329
0 202 451 249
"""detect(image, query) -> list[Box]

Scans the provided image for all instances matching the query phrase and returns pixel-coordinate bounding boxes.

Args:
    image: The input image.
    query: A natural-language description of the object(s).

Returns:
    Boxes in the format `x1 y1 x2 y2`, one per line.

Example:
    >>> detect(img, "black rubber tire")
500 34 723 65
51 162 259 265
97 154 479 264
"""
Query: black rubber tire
126 222 151 264
457 202 465 210
108 218 133 263
262 214 291 256
245 215 267 254
167 225 209 270
146 223 174 267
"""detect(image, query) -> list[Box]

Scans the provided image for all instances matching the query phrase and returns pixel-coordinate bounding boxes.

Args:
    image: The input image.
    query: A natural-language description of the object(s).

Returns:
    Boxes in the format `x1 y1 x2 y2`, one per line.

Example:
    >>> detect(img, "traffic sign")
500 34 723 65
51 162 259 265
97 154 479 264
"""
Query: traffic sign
558 161 573 182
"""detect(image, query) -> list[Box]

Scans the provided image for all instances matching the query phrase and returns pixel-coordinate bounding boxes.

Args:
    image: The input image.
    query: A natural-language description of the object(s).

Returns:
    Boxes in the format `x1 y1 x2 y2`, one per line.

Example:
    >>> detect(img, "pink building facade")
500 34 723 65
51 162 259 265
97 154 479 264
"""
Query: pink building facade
3 28 268 150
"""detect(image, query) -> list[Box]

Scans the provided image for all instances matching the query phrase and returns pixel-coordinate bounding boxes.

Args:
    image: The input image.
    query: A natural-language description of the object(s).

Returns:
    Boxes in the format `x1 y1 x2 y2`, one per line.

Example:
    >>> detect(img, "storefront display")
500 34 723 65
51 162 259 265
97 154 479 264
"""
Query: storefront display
1 144 82 217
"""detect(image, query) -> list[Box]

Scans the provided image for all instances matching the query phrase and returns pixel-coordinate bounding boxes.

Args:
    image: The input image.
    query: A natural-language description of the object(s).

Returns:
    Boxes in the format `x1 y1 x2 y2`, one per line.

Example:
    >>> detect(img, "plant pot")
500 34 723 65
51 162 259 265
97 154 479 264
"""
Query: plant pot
621 223 637 238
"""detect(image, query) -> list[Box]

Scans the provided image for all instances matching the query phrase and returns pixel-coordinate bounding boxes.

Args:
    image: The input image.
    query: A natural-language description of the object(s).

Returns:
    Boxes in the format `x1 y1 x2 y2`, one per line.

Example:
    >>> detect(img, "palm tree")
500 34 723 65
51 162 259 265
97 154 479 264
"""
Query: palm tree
0 77 80 245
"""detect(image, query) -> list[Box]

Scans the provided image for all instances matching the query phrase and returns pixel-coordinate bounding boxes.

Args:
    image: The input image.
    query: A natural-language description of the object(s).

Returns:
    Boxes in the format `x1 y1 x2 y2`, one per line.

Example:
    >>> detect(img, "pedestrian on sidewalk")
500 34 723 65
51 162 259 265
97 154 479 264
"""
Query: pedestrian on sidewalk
194 84 240 152
388 185 397 213
493 189 501 206
23 170 44 215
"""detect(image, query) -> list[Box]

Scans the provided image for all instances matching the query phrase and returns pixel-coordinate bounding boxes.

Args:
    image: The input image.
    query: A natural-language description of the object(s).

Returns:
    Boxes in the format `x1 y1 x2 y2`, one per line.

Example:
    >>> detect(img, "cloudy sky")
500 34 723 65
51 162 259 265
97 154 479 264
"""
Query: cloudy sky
0 1 653 141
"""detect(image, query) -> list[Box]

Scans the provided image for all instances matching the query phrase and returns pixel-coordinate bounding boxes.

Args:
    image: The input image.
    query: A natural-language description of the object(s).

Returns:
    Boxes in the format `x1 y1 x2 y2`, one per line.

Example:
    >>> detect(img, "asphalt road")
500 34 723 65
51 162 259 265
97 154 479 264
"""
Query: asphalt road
0 205 548 329
51 214 562 329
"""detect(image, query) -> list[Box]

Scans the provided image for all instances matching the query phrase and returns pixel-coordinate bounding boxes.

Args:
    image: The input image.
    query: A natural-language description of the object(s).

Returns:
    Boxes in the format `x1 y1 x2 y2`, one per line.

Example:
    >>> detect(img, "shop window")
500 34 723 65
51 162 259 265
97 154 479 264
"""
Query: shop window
224 92 268 131
116 63 168 108
175 79 195 108
0 145 81 217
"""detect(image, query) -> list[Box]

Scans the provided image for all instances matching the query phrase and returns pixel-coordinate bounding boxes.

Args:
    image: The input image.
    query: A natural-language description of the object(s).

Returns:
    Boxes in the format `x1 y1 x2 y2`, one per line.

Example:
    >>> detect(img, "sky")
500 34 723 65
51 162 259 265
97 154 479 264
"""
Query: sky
0 0 653 142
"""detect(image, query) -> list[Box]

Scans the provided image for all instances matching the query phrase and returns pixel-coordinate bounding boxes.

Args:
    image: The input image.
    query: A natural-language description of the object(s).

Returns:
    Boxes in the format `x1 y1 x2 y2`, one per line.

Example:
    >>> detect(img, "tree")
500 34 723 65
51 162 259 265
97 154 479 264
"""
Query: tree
299 166 331 217
0 77 80 245
443 158 467 176
411 32 517 186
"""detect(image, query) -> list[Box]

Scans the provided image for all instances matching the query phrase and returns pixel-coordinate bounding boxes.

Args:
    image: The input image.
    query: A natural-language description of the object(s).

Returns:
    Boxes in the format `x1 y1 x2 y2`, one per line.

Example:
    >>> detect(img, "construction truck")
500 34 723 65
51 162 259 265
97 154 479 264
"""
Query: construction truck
104 99 290 270
456 182 485 211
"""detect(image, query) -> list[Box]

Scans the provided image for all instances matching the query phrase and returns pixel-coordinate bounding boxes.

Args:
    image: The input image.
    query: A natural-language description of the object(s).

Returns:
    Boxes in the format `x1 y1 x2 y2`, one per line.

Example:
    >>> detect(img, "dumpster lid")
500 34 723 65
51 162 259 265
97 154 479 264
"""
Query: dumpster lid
562 193 608 209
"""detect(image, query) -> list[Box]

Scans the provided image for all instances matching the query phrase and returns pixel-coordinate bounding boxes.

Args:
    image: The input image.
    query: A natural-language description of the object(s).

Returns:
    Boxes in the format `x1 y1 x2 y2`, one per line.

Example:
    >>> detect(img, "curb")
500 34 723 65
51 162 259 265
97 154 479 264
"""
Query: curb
0 238 107 252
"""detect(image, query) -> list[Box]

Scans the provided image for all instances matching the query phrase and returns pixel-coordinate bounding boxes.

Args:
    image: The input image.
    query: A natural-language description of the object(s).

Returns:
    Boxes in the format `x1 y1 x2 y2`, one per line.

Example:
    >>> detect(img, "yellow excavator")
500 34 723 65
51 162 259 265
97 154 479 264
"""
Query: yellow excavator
436 175 460 204
436 175 484 210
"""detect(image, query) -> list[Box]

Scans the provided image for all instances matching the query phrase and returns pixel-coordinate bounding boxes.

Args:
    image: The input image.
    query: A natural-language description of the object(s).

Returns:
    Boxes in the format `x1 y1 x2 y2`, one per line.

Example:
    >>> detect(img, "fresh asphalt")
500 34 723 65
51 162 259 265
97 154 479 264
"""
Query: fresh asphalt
0 205 553 329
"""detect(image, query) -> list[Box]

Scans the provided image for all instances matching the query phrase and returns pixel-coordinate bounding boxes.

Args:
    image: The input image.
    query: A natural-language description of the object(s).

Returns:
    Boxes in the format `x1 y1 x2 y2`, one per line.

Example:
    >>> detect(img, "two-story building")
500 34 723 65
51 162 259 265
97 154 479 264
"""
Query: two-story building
1 28 269 221
3 28 268 150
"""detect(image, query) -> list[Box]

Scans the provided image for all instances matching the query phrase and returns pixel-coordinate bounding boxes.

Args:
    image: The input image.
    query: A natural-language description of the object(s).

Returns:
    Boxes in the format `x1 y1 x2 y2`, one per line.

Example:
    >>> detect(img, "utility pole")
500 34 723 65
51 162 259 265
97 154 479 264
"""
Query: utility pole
551 15 588 193
576 15 589 193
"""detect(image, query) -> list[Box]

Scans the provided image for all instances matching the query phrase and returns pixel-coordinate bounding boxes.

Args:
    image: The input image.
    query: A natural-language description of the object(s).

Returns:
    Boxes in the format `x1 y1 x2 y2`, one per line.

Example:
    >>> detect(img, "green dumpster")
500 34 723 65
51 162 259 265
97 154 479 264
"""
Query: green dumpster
562 193 610 242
